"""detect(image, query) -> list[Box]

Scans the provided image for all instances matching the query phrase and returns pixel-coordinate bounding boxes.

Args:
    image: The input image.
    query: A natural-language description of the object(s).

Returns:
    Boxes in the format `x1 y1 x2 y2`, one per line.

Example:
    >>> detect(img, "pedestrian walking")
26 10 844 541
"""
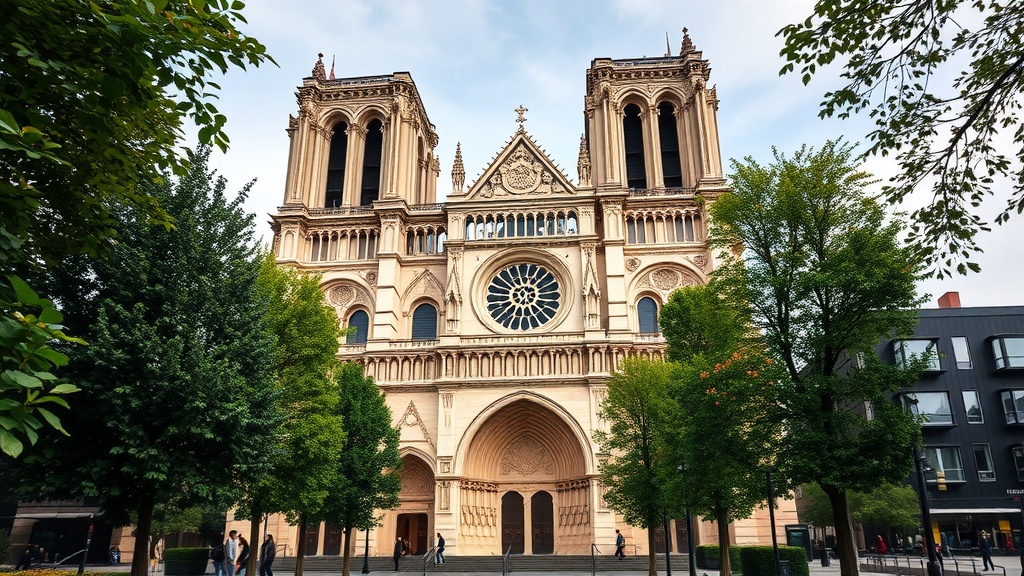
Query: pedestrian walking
393 537 404 571
979 531 995 571
236 536 251 576
615 529 626 560
434 533 446 564
225 531 239 576
258 534 275 576
15 546 32 570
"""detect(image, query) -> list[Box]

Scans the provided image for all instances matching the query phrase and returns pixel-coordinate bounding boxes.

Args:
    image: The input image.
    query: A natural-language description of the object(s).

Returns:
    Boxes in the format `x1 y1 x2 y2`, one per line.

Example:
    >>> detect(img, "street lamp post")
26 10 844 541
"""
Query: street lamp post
662 512 673 576
913 445 943 576
1011 489 1024 576
677 464 697 576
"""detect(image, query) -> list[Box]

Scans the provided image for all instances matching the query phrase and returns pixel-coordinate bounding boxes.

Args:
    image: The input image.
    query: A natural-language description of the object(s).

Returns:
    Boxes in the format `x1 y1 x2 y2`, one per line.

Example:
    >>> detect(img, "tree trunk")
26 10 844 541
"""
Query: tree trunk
132 492 156 576
294 515 306 576
342 526 352 576
716 503 732 576
822 483 860 576
248 508 262 576
647 523 658 576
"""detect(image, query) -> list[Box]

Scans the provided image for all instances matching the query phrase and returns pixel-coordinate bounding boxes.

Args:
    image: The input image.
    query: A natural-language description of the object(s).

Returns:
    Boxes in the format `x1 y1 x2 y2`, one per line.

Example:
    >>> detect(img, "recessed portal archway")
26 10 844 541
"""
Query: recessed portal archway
459 397 593 554
391 454 434 556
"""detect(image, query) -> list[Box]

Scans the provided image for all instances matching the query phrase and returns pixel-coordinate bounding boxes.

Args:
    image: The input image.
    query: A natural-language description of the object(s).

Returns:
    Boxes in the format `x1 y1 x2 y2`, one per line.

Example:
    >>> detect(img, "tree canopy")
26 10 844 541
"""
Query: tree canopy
709 140 925 576
318 362 401 576
779 1 1024 277
12 148 279 576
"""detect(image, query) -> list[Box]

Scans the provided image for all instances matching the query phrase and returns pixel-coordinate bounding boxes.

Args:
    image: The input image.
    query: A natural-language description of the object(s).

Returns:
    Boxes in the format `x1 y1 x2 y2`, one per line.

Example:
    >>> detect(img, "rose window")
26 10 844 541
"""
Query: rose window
486 263 561 330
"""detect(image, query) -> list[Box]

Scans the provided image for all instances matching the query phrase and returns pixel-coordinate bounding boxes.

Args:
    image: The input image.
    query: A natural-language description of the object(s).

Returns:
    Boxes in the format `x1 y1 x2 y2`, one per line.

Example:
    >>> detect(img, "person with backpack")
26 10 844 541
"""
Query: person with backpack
210 537 227 576
615 529 626 560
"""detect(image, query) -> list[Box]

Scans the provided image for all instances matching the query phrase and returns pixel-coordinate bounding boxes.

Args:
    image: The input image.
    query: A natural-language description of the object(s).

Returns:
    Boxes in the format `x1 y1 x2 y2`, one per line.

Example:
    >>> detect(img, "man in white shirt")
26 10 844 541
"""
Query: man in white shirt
225 531 239 576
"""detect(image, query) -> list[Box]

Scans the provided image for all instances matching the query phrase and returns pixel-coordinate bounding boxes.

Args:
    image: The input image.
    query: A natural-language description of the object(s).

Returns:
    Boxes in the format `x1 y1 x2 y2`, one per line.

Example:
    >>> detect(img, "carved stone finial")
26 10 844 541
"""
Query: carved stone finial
312 52 326 81
577 134 592 187
514 105 528 132
452 142 465 194
680 27 695 55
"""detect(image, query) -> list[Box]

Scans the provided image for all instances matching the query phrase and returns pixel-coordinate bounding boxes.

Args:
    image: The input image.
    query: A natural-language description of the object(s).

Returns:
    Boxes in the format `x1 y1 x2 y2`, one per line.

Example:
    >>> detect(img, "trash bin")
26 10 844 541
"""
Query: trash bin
821 550 830 567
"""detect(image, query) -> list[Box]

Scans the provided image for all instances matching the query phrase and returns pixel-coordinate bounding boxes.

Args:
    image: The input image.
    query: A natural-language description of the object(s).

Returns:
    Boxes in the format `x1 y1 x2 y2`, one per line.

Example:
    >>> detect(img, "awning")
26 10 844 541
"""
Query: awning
15 513 95 519
930 508 1021 514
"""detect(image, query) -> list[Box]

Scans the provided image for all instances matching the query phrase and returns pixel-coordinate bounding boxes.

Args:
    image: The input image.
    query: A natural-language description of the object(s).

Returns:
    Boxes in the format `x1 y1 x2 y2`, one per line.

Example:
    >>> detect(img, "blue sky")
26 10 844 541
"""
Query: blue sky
204 0 1023 307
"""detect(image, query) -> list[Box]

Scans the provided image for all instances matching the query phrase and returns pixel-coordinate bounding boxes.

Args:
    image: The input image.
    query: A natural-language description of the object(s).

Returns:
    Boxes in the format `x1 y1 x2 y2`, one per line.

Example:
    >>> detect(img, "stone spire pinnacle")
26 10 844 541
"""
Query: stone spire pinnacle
577 134 591 187
452 142 465 194
312 52 326 81
680 27 695 55
665 32 671 57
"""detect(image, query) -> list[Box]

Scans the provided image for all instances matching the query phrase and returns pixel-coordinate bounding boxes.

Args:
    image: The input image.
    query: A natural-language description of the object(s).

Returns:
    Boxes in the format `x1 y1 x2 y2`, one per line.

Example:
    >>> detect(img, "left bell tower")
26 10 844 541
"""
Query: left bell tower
281 53 440 210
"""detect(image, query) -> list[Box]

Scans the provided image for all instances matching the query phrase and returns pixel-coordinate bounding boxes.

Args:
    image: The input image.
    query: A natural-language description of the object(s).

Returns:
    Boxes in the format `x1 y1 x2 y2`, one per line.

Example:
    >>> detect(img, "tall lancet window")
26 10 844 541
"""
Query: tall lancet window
623 104 647 189
360 119 384 206
325 121 348 208
658 102 683 188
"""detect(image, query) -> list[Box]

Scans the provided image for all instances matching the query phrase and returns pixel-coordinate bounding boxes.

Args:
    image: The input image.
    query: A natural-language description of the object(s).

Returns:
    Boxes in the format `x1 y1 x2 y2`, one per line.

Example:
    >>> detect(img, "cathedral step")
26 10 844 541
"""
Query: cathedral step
276 553 688 572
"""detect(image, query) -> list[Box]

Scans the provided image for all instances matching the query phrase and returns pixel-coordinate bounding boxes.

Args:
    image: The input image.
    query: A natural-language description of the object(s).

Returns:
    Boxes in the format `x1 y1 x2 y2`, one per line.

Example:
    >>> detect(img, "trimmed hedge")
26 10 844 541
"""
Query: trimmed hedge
738 546 809 576
695 544 742 570
163 548 210 576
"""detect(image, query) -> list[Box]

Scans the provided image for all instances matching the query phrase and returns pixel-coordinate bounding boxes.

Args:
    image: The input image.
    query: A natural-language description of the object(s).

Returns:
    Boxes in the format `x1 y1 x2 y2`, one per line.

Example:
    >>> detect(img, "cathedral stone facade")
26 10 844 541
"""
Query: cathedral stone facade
243 34 796 558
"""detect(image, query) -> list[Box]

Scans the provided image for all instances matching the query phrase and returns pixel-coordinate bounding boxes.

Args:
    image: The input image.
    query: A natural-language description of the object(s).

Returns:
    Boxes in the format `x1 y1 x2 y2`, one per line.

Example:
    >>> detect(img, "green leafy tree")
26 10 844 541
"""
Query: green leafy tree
235 255 346 576
595 357 673 576
665 352 788 576
317 362 401 576
802 482 920 551
0 0 272 457
12 148 279 576
797 483 834 528
778 1 1024 277
660 283 754 364
709 140 925 576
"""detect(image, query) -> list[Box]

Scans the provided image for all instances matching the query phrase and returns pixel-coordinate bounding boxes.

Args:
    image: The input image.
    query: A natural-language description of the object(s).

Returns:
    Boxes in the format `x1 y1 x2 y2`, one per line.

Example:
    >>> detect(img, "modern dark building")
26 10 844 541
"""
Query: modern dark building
885 292 1024 553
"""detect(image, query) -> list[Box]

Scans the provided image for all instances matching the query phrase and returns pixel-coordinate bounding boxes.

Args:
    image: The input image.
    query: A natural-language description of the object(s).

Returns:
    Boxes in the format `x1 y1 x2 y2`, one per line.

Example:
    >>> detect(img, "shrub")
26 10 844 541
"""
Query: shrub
738 546 809 576
695 544 742 570
163 548 210 576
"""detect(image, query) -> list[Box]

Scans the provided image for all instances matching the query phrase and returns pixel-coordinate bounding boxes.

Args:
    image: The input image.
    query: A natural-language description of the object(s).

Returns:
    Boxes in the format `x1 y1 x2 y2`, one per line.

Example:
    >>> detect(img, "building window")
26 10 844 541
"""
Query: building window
1000 389 1024 424
657 102 682 188
973 444 996 481
638 297 659 334
924 446 965 483
1013 445 1024 482
411 303 438 340
325 121 348 208
623 104 647 189
962 390 984 424
951 336 972 369
360 119 383 206
991 336 1024 370
486 263 561 331
893 339 941 371
346 310 369 345
903 392 953 425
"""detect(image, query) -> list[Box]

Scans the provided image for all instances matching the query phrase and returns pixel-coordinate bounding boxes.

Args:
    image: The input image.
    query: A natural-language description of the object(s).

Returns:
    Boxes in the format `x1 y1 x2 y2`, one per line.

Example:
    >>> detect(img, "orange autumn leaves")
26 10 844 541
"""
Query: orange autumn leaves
697 353 781 407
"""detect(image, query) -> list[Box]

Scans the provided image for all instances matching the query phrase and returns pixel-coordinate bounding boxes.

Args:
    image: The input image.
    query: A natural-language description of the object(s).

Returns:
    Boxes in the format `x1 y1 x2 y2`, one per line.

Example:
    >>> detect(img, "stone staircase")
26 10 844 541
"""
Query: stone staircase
277 553 689 572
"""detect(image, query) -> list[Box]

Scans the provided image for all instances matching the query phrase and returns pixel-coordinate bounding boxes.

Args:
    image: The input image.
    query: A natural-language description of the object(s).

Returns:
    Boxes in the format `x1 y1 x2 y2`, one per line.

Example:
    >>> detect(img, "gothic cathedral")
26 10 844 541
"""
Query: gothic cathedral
253 33 796 558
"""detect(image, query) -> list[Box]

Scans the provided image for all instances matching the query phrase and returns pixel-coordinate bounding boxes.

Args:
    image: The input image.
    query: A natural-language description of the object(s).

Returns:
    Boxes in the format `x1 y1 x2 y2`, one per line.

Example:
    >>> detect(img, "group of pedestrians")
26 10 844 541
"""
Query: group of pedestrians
391 533 446 571
212 530 276 576
13 545 48 570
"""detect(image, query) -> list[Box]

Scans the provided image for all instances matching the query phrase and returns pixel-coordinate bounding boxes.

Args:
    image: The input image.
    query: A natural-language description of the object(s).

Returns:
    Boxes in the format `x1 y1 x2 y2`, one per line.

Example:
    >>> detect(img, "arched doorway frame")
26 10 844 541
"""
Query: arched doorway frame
387 450 435 557
452 391 595 476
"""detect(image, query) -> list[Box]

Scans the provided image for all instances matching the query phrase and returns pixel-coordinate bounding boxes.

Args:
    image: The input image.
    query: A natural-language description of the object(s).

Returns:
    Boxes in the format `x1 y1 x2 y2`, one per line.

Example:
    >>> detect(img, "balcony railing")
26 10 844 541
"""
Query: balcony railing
628 187 696 197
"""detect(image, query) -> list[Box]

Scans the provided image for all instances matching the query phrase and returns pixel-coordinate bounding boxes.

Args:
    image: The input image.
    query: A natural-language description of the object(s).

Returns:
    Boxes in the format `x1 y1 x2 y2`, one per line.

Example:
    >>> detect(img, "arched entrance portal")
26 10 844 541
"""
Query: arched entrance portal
392 454 435 555
461 398 592 554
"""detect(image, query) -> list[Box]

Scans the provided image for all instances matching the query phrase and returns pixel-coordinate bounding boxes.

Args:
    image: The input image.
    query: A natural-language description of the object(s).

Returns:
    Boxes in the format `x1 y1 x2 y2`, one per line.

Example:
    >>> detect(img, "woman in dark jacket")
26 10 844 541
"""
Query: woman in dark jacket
236 536 251 576
258 535 276 576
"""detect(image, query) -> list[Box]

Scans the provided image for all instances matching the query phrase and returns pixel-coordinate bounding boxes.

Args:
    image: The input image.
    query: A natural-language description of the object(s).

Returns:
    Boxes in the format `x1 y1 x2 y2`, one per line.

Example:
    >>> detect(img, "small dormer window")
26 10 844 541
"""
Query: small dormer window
892 339 940 371
991 335 1024 370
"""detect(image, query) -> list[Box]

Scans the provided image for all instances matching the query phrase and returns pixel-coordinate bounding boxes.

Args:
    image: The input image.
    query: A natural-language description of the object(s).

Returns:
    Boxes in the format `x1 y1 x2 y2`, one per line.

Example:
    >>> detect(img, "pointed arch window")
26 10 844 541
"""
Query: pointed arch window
360 119 384 206
623 104 647 189
411 303 438 340
346 310 369 344
638 297 659 333
658 102 683 188
325 121 348 207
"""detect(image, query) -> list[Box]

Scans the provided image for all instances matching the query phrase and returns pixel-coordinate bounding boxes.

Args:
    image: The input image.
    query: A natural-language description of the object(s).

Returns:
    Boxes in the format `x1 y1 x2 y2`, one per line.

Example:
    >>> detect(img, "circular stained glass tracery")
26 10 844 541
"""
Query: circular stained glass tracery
486 263 561 330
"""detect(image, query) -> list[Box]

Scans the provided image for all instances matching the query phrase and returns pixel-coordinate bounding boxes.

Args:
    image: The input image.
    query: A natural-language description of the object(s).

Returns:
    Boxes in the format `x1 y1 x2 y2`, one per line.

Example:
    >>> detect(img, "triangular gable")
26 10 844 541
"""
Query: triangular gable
396 401 435 450
454 131 577 202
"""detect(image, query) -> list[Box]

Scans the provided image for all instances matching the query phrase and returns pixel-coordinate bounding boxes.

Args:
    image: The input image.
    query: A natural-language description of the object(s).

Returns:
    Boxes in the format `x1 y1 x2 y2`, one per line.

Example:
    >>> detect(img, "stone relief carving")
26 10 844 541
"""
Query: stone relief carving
397 401 435 450
625 257 641 272
481 145 569 198
440 391 455 428
438 456 452 474
652 268 681 291
691 254 708 271
401 467 433 496
438 480 451 511
501 436 553 476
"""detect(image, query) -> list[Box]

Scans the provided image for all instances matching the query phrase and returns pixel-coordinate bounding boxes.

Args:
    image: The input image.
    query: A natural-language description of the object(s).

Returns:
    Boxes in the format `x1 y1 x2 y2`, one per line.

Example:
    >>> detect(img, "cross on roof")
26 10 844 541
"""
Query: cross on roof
515 105 528 130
